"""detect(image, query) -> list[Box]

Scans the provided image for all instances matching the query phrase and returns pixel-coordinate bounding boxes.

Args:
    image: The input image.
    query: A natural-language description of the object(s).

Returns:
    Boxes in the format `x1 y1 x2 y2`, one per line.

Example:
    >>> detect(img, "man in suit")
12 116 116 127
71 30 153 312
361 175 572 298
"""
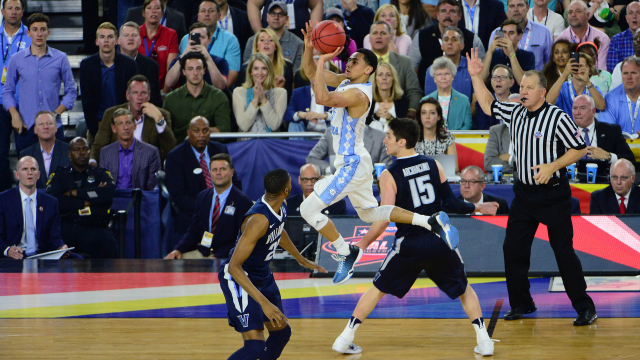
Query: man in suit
20 111 71 189
591 159 640 214
214 0 252 60
458 165 510 215
165 116 241 239
0 156 70 259
46 137 119 259
287 163 347 216
99 108 161 190
307 126 392 174
284 85 330 133
368 21 422 118
459 0 507 50
80 22 139 139
165 153 252 259
118 21 163 107
91 75 176 165
124 0 187 40
484 123 514 174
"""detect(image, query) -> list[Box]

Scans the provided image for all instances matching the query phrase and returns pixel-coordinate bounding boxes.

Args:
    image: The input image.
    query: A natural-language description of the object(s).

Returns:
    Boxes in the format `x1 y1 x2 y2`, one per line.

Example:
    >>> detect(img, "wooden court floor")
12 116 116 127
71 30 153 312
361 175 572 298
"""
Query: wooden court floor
1 318 639 359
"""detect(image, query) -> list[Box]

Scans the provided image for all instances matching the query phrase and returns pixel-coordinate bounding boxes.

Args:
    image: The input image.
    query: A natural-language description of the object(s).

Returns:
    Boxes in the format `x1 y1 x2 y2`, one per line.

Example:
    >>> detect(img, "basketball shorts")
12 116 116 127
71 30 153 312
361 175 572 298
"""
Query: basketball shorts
313 154 378 210
373 234 468 299
218 263 284 332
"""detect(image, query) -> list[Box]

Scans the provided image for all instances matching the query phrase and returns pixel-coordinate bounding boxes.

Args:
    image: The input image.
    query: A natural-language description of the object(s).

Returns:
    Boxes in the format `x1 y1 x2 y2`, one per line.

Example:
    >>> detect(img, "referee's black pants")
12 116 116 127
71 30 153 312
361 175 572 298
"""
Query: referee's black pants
504 179 595 313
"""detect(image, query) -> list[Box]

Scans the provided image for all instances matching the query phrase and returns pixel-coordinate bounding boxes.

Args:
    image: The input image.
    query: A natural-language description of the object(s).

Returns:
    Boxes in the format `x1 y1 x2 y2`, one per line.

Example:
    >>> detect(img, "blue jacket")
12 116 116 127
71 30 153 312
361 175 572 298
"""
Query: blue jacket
424 89 473 130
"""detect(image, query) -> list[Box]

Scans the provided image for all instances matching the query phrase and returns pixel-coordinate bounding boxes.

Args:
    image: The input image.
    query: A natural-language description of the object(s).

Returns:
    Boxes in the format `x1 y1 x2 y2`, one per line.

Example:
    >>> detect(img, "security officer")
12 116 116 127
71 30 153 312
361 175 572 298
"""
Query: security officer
46 137 119 259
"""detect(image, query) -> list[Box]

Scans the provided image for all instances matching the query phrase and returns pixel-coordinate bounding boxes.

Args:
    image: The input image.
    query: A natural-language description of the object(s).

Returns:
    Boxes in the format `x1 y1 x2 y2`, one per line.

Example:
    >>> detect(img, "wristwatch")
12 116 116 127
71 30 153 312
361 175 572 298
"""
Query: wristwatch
157 117 166 126
55 112 62 121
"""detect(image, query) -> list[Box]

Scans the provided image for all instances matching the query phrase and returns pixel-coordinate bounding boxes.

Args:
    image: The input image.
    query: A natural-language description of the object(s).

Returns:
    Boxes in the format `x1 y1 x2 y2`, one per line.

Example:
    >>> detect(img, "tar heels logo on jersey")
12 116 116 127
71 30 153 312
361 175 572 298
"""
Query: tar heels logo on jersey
237 314 250 327
331 126 339 135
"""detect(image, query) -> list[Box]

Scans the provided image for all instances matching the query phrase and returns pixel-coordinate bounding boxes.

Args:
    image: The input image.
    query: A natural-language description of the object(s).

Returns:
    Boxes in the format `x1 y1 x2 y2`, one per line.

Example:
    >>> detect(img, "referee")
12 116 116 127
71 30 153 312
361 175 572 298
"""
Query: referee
467 49 597 326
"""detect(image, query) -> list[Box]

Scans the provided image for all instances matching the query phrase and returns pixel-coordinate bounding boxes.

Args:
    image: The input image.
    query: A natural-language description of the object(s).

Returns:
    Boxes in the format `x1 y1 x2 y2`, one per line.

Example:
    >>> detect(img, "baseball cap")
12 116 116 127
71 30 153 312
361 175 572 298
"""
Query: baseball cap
324 7 344 20
268 1 288 14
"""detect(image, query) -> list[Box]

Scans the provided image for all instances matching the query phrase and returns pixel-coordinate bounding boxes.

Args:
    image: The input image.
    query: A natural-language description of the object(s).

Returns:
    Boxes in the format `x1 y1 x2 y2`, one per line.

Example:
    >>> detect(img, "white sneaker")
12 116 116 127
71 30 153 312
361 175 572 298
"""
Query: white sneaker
332 335 363 354
474 339 495 356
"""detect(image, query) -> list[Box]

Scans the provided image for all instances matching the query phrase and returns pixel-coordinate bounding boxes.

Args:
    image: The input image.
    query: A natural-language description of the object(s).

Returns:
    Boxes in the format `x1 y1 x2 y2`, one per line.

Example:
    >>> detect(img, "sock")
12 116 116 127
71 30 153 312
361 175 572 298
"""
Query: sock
411 214 432 230
472 317 490 343
339 316 362 343
228 340 265 360
332 235 350 256
260 326 292 360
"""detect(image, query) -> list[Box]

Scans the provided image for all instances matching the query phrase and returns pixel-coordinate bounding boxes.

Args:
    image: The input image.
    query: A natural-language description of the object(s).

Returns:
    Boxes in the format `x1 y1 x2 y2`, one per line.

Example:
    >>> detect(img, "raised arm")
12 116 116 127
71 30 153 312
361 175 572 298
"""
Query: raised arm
301 22 346 87
467 48 495 116
547 58 574 104
315 48 368 109
247 0 265 34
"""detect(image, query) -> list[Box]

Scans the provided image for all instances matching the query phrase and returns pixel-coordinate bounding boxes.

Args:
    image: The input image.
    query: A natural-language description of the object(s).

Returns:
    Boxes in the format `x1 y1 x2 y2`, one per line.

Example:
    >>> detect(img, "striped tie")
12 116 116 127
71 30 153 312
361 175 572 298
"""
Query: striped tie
211 196 220 234
200 153 212 189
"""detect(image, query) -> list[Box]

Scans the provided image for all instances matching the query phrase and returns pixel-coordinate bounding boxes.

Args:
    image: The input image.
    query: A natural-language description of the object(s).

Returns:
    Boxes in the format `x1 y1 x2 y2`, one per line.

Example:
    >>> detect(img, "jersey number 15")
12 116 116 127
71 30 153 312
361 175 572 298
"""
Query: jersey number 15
408 175 435 208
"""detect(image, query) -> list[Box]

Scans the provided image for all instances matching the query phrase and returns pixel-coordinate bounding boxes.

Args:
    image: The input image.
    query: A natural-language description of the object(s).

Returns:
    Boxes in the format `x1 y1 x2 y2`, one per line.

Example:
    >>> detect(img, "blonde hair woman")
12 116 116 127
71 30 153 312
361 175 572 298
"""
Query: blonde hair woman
238 28 293 93
363 4 413 56
367 62 410 131
233 53 287 137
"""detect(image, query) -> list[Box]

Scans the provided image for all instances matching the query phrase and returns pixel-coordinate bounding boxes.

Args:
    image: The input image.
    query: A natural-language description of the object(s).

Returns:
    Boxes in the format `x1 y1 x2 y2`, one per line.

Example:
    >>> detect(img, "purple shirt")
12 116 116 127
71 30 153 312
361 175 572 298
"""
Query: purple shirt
2 46 77 129
116 139 135 189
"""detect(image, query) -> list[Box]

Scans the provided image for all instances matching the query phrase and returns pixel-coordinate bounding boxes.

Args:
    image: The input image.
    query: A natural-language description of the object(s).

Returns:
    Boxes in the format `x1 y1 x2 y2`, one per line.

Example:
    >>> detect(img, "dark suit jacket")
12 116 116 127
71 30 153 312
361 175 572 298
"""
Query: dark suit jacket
571 197 581 215
134 53 163 107
457 193 510 215
20 140 70 189
0 188 65 256
366 96 410 125
165 140 242 234
80 53 138 137
125 5 187 40
341 4 375 48
284 86 330 128
458 0 507 50
230 6 252 58
590 185 640 214
175 186 253 258
588 121 636 166
99 140 161 191
286 193 347 216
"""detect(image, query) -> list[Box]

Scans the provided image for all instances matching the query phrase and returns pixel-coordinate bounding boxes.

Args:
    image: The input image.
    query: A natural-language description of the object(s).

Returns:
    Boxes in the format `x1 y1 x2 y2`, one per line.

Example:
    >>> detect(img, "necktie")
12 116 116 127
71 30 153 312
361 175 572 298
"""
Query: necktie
620 196 627 215
25 197 36 256
200 153 213 189
211 195 220 234
582 128 590 159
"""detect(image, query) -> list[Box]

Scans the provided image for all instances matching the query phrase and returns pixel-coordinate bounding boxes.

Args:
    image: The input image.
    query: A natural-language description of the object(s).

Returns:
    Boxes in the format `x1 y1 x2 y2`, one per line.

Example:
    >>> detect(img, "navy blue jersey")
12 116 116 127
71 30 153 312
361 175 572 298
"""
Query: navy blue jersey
387 154 442 238
227 196 287 277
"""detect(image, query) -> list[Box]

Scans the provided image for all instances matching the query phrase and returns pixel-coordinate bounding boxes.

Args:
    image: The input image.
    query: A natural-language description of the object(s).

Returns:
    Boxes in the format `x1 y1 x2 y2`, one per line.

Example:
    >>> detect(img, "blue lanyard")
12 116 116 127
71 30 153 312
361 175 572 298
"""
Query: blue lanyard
160 13 167 26
570 27 590 43
1 23 24 63
144 32 158 57
464 2 476 33
218 16 228 30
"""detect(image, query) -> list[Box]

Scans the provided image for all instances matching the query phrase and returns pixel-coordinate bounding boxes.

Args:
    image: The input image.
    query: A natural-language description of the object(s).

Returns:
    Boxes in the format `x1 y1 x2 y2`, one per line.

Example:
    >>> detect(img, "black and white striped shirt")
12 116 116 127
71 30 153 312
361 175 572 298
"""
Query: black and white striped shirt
491 101 586 185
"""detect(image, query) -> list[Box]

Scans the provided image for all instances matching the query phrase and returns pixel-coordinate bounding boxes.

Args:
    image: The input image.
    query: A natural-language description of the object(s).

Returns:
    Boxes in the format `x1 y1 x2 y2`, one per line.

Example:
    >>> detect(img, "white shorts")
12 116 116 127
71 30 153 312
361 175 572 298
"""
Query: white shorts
313 154 378 210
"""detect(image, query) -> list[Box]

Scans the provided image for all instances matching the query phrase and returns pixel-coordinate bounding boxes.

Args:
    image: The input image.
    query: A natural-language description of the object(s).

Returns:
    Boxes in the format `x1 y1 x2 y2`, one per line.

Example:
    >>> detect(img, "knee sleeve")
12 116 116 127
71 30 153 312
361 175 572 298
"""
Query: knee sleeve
260 326 292 360
299 193 329 231
228 340 265 360
356 205 394 223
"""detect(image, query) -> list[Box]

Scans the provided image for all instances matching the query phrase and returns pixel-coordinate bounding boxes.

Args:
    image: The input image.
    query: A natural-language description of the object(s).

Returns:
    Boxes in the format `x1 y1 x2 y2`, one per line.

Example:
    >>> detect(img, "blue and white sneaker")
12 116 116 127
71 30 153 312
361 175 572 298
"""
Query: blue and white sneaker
428 211 459 250
331 245 363 284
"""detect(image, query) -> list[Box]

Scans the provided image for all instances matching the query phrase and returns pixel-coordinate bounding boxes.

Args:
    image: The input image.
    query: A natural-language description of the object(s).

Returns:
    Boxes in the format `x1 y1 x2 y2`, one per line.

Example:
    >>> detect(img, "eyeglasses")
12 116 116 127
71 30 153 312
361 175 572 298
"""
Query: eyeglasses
491 75 510 81
611 175 631 182
300 177 320 183
460 180 484 186
268 11 286 18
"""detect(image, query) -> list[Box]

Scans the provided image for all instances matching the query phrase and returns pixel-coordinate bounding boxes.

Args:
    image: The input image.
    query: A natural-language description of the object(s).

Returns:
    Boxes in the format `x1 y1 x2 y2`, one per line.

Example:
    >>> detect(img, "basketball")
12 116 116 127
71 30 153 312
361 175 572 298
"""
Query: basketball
312 20 346 54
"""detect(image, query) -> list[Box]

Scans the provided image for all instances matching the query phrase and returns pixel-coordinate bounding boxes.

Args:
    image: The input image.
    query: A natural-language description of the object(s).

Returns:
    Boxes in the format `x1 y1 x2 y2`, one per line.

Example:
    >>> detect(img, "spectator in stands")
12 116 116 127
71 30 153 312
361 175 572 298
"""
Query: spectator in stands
307 126 391 174
118 21 163 107
324 7 359 73
600 56 640 135
248 0 324 40
367 62 409 132
542 39 572 91
424 26 474 102
484 123 515 173
611 29 640 90
125 0 187 40
414 98 458 171
285 84 330 134
367 21 422 118
578 40 612 95
239 28 294 95
458 165 510 214
572 94 636 166
410 0 486 90
178 0 242 87
528 0 566 40
363 4 413 56
487 0 552 72
556 1 610 70
91 75 176 165
547 52 605 115
244 1 304 72
459 0 507 50
163 51 231 143
99 108 161 190
165 153 252 259
287 163 347 215
166 22 229 90
475 65 514 129
80 22 138 139
3 13 77 155
294 49 341 89
607 2 640 72
424 57 473 130
590 159 640 214
333 0 376 48
233 53 287 136
0 0 29 193
480 19 535 94
214 0 253 61
46 137 119 259
390 0 433 38
324 0 378 12
164 116 241 239
0 156 70 260
19 111 70 189
138 0 180 89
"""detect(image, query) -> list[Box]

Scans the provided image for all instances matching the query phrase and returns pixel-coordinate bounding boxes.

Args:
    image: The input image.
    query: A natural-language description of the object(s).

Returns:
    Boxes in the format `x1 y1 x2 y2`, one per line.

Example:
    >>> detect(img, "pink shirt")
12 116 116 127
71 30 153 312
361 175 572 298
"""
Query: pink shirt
555 26 610 71
363 33 413 57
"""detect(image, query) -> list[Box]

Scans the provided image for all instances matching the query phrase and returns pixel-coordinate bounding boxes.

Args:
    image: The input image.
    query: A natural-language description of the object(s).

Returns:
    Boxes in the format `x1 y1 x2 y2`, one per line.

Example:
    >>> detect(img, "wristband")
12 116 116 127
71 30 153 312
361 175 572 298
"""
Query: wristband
509 53 516 59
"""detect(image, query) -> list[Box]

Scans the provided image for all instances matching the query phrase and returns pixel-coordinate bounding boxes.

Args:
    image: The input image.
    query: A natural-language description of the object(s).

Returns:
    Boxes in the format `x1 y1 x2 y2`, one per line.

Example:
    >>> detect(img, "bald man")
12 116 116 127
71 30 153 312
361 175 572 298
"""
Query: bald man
286 163 347 216
590 159 640 214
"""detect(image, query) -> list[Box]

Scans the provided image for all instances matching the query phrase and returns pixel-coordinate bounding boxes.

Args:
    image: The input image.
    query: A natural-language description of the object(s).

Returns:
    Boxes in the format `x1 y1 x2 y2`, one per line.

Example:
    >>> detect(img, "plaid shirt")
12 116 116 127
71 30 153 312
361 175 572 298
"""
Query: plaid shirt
607 29 634 73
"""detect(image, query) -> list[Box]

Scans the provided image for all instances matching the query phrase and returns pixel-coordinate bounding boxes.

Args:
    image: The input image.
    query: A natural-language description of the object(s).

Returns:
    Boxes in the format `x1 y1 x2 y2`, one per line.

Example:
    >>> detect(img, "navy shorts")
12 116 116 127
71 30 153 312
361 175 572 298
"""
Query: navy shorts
373 233 468 299
218 263 284 332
